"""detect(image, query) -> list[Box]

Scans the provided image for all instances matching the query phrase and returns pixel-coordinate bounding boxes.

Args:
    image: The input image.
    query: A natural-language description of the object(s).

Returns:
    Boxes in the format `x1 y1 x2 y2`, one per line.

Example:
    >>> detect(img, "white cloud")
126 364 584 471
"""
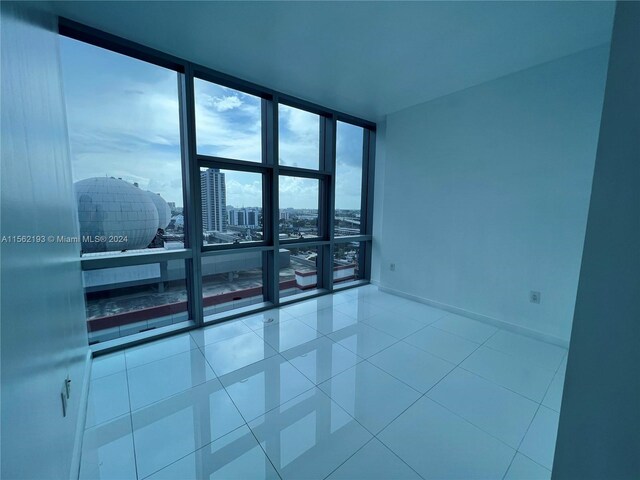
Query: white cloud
279 176 319 209
212 95 243 112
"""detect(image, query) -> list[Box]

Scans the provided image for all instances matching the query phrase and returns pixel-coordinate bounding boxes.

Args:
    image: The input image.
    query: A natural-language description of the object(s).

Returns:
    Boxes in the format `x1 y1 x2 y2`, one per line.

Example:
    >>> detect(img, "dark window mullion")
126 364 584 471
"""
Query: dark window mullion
178 65 204 327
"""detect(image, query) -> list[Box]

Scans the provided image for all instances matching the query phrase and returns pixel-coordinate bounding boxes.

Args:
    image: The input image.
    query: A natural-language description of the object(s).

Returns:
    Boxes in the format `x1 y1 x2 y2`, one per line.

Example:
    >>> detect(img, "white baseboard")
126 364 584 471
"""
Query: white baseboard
377 285 569 349
70 350 92 480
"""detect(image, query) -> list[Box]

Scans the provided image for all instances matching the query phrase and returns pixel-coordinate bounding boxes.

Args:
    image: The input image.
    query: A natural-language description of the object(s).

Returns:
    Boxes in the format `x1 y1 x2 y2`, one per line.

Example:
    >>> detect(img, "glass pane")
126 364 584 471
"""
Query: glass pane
335 122 364 237
195 78 262 162
200 168 263 245
60 37 185 256
202 253 264 319
333 242 364 285
280 247 319 299
279 176 319 239
84 259 189 344
278 104 320 169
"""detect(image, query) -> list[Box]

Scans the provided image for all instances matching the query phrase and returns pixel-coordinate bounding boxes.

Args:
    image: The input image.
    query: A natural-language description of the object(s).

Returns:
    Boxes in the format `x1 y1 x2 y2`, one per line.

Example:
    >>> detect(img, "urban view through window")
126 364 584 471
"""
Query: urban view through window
61 37 365 343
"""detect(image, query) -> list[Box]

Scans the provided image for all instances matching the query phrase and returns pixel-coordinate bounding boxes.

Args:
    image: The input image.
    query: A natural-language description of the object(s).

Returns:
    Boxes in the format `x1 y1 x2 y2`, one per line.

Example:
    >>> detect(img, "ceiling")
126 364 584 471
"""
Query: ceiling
50 1 615 121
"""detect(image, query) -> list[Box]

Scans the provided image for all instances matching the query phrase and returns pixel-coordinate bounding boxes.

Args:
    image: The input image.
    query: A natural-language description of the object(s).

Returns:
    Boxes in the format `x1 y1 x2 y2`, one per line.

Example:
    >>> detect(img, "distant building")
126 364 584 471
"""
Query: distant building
280 210 292 220
200 168 227 232
74 177 168 253
247 210 258 227
167 202 176 210
229 207 258 227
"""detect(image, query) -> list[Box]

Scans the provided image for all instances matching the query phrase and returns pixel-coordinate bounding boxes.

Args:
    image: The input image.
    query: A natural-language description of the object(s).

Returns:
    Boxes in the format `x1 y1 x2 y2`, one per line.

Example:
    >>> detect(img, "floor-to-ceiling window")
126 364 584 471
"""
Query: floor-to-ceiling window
59 20 375 350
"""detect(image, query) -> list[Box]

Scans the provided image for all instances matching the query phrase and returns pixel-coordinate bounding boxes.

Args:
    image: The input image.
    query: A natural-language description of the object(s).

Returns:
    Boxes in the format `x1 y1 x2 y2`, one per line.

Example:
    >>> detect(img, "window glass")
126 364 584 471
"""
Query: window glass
84 260 189 344
279 176 319 239
333 242 364 285
195 79 262 162
200 168 263 245
335 122 364 236
278 104 320 170
60 37 185 255
202 254 264 319
280 247 319 299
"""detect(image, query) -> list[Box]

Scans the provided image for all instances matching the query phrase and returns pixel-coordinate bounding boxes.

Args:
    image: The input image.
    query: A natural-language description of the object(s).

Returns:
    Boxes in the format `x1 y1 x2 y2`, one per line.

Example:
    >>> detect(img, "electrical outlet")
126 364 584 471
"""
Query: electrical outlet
390 263 396 272
530 291 541 304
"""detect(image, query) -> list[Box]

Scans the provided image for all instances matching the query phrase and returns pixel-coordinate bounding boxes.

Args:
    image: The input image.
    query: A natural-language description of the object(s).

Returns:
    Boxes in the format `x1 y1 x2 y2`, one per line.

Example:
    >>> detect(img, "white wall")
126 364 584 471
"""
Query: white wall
376 45 610 343
1 2 89 478
553 3 640 478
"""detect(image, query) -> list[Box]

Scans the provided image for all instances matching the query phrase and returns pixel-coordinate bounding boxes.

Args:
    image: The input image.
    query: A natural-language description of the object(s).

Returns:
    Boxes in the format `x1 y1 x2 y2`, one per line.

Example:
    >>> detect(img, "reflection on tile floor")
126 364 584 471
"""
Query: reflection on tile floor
81 285 565 479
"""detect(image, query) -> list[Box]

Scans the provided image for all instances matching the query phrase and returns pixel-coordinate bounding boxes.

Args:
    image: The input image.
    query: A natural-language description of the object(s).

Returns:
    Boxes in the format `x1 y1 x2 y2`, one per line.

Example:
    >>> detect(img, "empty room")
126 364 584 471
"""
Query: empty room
1 1 638 480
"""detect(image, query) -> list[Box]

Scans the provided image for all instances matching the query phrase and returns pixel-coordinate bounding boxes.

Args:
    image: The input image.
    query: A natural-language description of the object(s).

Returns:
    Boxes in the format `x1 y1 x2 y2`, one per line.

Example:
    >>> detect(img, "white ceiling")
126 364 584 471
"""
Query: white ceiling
50 1 615 121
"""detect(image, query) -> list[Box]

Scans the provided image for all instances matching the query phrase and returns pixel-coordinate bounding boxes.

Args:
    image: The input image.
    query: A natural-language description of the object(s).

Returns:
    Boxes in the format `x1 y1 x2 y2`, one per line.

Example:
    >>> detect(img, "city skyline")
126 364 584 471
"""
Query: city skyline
61 36 365 211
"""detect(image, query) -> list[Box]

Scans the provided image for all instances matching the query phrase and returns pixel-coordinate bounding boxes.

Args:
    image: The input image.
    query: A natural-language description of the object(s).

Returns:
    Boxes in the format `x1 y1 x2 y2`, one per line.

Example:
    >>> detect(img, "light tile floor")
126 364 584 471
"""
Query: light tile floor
82 285 566 479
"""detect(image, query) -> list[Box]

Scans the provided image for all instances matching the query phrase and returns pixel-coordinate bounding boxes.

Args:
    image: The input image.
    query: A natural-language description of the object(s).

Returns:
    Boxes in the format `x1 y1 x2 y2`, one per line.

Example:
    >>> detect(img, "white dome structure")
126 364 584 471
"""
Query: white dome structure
75 177 159 253
146 190 171 229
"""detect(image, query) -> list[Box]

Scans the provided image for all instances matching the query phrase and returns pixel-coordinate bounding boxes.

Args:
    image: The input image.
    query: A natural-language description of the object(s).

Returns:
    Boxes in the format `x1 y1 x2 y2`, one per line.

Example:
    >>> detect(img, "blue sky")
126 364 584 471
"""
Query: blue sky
60 36 363 210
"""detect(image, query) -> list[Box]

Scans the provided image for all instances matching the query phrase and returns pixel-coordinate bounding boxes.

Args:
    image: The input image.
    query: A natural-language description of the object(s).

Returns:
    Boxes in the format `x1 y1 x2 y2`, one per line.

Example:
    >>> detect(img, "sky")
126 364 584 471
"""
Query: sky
60 37 364 210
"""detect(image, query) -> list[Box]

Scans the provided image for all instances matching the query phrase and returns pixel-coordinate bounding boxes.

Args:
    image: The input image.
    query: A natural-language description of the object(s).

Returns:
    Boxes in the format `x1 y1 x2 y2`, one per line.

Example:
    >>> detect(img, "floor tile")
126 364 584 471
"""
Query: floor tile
365 294 447 325
542 367 565 412
125 333 199 370
85 371 130 429
352 284 379 297
362 292 405 312
296 308 361 335
241 308 296 330
393 302 448 325
330 290 359 303
219 355 315 422
461 346 555 402
318 362 421 434
131 379 245 479
255 318 324 353
504 453 551 480
190 320 253 347
427 368 538 448
485 330 567 372
91 352 126 380
328 323 398 359
281 297 339 318
127 349 216 411
249 388 372 480
281 336 363 384
334 299 383 321
146 425 279 480
519 406 560 470
326 438 421 480
432 313 497 343
368 341 455 393
361 310 426 339
378 396 514 479
79 415 136 480
404 326 480 364
200 331 278 376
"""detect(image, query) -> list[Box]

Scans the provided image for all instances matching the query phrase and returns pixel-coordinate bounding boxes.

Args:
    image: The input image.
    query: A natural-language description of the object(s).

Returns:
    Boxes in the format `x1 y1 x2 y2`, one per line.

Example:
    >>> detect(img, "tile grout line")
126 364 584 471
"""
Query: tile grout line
196 342 285 480
98 286 564 479
122 351 141 480
501 350 569 478
372 327 530 478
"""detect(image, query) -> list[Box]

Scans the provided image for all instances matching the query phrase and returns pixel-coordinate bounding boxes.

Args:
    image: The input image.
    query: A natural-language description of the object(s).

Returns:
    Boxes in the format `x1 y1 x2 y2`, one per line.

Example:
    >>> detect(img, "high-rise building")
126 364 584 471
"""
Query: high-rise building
227 208 236 226
228 207 258 227
247 209 258 227
200 168 227 232
236 209 246 226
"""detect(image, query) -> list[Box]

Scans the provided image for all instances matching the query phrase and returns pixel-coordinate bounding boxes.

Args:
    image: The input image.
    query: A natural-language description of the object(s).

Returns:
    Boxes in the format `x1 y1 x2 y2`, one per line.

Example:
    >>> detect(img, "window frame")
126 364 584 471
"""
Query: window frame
59 17 376 355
